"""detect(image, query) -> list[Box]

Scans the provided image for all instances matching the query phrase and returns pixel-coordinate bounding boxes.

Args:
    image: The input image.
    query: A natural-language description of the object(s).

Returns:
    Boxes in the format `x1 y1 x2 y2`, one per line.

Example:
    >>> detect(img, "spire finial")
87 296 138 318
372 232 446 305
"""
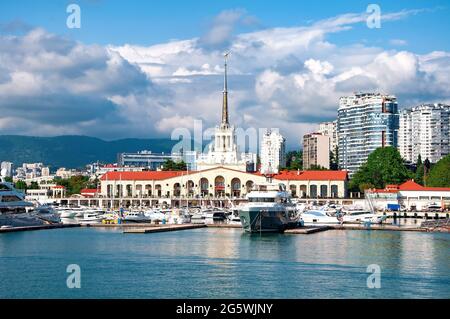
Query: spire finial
222 52 230 127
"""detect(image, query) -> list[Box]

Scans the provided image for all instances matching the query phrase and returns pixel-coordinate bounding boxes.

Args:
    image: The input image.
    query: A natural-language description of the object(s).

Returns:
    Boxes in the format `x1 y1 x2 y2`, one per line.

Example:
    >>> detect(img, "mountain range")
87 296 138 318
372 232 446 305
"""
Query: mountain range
0 135 179 169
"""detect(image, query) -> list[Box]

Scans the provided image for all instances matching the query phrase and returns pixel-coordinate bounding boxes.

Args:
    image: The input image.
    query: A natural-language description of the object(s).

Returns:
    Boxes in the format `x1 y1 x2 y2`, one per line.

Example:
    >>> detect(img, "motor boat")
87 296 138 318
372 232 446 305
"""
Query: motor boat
167 209 191 224
301 209 342 225
203 208 227 220
341 208 385 224
227 209 241 224
0 181 46 227
122 211 152 223
77 212 104 225
31 205 61 224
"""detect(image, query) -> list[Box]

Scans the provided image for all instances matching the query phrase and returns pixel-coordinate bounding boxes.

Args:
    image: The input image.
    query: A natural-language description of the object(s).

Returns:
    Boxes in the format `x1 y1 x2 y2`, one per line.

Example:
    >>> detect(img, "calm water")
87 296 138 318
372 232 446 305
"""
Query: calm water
0 227 449 299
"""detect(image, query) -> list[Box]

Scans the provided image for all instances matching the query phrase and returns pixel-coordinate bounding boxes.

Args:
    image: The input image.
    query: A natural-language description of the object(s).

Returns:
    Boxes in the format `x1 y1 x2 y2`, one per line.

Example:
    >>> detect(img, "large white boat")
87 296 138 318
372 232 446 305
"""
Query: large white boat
238 181 303 233
0 181 47 227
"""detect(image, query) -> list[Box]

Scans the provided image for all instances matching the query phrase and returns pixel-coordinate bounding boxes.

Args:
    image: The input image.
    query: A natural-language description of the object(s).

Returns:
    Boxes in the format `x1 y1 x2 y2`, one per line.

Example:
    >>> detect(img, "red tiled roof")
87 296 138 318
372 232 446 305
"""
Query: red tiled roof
273 170 348 181
52 185 65 189
100 171 190 181
398 180 450 192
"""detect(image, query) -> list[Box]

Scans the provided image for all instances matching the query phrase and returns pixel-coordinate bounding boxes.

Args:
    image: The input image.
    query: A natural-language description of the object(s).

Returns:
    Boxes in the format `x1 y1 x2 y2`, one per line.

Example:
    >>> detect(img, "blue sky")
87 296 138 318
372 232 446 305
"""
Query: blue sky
1 0 449 51
0 0 450 147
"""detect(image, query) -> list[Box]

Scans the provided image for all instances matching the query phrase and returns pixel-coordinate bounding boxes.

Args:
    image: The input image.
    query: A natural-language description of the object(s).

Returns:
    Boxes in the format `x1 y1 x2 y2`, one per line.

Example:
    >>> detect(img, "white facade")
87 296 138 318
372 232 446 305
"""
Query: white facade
260 130 286 174
399 104 450 163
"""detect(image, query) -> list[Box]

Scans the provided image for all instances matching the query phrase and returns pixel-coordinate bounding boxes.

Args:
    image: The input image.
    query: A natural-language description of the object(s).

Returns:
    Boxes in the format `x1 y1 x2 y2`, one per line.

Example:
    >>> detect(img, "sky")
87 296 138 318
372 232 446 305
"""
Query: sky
0 0 450 149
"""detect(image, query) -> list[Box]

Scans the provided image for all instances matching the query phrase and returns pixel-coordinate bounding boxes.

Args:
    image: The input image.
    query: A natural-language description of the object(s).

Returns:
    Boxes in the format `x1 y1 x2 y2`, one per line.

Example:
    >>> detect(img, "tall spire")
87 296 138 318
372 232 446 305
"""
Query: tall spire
221 52 229 127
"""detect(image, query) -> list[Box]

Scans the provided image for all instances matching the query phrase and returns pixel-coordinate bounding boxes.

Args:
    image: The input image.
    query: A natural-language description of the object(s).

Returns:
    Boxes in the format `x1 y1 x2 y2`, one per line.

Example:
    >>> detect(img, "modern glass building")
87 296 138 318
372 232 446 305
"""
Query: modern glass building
337 93 399 176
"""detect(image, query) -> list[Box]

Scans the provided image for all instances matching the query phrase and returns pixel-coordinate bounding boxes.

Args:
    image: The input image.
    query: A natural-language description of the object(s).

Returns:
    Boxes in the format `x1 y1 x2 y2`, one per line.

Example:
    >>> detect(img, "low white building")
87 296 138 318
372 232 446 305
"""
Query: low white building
369 180 450 211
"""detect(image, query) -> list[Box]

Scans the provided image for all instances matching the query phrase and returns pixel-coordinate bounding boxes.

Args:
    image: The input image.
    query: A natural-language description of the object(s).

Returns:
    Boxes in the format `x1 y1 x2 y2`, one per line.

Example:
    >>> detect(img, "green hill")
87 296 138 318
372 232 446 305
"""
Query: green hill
0 135 179 169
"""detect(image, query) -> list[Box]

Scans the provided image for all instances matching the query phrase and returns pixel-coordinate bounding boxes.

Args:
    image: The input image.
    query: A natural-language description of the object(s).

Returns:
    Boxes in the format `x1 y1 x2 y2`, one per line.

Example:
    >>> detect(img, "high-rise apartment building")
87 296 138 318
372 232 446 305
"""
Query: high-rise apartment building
399 103 450 163
303 132 330 170
260 130 286 174
338 93 399 175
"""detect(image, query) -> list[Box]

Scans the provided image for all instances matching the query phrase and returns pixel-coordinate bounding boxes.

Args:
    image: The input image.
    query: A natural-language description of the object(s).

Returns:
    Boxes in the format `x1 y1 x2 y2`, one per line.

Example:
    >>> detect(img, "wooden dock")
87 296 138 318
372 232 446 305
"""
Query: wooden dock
0 223 80 233
123 224 207 234
285 226 332 234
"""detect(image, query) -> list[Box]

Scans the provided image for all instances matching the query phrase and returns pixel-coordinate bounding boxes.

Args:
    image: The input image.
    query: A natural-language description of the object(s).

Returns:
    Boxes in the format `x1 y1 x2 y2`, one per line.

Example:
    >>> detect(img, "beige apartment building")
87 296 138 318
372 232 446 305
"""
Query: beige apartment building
303 133 330 170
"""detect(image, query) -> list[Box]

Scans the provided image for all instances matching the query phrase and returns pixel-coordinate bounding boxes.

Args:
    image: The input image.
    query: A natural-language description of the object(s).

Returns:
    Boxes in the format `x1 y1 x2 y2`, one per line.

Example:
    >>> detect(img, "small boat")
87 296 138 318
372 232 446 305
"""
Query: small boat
203 208 227 220
122 211 151 223
301 209 342 225
227 209 241 224
77 212 103 224
342 209 382 224
167 209 191 224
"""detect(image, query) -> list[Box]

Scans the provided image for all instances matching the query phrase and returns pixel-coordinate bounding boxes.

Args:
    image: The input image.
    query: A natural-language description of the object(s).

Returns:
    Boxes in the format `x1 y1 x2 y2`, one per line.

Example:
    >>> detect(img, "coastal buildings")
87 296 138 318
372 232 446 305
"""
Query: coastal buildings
302 133 330 170
368 180 450 211
399 103 450 164
338 93 399 175
260 130 286 173
196 54 257 172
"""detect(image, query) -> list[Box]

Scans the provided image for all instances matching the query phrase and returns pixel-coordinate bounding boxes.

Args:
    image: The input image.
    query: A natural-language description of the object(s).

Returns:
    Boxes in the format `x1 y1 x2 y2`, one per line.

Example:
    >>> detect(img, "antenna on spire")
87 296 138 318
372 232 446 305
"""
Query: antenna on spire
221 51 230 127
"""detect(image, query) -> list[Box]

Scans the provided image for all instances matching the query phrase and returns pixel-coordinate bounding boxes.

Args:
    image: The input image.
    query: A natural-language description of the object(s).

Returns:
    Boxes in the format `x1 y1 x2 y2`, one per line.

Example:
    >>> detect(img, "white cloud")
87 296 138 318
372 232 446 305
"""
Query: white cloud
1 8 449 148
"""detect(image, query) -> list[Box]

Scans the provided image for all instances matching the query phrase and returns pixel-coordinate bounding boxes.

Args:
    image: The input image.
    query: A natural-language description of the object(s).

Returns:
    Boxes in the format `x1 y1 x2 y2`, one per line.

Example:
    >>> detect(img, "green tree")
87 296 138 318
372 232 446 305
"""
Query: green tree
330 146 339 170
284 151 302 170
3 176 13 183
54 175 90 195
161 159 187 171
415 155 424 185
426 155 450 187
307 164 328 171
28 181 40 190
14 180 27 190
349 147 412 192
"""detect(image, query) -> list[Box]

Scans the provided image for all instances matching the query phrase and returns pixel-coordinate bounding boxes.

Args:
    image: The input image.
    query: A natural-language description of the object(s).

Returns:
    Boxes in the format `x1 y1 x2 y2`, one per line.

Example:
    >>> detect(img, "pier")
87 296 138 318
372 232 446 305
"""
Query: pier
0 223 80 233
123 224 206 234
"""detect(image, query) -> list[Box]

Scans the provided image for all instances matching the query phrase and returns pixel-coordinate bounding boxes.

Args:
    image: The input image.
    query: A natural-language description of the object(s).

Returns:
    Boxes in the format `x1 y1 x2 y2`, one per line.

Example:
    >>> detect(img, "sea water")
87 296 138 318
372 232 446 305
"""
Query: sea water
0 227 448 298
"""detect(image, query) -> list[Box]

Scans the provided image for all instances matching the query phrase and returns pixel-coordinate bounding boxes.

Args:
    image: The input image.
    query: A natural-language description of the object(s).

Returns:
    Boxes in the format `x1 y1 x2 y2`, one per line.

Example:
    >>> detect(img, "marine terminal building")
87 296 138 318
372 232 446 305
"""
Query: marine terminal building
97 56 349 208
99 168 348 207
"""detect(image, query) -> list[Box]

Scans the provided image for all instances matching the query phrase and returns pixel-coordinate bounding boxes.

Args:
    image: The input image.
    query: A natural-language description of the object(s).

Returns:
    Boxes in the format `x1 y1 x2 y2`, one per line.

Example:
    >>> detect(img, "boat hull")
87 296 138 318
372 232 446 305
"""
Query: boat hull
239 208 300 233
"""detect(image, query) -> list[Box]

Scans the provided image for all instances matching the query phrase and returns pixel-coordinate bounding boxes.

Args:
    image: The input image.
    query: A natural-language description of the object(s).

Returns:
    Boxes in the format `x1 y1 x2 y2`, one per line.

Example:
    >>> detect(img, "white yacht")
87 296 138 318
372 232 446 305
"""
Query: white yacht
0 181 46 227
343 210 387 224
167 209 191 224
77 211 104 225
227 208 241 224
301 209 343 225
122 211 152 223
